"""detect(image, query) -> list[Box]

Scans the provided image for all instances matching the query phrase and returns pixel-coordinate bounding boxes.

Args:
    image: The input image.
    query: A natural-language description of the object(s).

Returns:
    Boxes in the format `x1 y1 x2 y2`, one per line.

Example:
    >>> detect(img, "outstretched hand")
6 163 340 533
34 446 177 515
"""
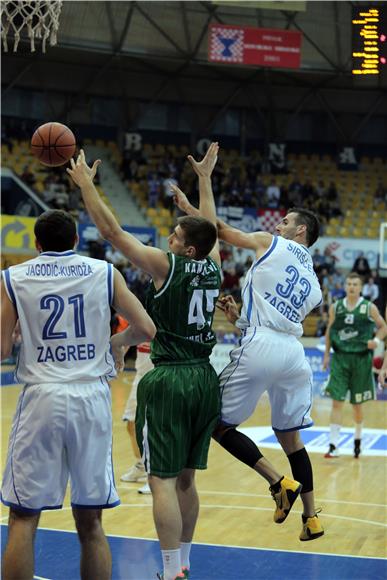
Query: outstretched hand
171 183 194 215
216 295 239 325
110 333 129 374
187 142 219 179
67 149 101 188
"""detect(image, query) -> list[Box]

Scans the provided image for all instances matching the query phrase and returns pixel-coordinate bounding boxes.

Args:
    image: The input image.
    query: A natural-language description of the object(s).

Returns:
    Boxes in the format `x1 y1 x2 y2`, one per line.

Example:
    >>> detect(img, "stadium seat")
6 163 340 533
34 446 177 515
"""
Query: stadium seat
158 226 170 237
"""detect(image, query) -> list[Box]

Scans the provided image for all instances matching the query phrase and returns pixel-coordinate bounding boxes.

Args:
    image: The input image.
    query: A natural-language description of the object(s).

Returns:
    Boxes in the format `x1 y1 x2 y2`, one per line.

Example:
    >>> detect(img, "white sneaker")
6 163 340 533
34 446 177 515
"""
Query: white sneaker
138 482 151 495
120 462 147 482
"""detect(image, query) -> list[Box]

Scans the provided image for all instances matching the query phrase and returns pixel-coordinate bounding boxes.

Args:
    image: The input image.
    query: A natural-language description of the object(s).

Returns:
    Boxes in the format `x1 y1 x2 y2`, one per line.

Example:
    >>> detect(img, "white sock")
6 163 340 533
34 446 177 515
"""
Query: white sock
161 549 181 580
180 542 192 570
354 422 363 440
330 424 341 447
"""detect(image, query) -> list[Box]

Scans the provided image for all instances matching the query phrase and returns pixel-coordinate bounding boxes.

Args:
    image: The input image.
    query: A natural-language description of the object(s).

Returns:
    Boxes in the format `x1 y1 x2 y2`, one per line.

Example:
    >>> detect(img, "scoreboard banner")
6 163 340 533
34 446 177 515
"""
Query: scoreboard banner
208 23 302 69
212 1 306 11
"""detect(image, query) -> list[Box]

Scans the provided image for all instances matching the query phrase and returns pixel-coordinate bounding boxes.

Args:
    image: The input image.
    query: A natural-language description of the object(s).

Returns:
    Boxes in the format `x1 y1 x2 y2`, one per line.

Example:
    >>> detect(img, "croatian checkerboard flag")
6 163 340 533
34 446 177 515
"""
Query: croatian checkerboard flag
209 26 244 63
258 209 285 234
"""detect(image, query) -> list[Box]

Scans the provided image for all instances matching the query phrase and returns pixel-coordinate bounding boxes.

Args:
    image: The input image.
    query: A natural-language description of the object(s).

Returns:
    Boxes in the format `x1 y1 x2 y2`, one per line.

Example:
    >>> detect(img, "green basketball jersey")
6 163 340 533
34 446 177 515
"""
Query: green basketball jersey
146 252 222 364
330 298 375 354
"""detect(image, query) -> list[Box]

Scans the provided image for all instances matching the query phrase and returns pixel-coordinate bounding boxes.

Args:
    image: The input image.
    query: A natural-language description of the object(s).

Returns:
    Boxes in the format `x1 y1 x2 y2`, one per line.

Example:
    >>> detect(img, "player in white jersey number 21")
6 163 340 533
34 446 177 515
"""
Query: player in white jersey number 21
1 210 155 580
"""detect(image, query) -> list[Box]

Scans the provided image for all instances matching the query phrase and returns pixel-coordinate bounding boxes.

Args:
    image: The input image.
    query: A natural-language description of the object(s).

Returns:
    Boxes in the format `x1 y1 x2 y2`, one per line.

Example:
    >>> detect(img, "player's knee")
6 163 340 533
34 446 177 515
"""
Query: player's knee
275 429 302 453
177 468 195 491
8 508 40 532
212 421 235 443
73 509 102 542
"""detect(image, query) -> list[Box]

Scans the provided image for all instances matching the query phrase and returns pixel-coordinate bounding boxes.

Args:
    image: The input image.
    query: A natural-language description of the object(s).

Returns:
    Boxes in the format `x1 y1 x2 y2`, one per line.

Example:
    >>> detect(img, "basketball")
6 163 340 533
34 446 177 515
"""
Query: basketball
31 122 76 167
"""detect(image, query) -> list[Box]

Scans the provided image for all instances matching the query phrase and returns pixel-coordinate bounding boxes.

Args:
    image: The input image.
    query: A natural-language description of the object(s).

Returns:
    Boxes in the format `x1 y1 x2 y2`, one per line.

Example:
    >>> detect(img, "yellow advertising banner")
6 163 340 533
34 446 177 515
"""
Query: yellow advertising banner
212 1 306 11
1 215 37 251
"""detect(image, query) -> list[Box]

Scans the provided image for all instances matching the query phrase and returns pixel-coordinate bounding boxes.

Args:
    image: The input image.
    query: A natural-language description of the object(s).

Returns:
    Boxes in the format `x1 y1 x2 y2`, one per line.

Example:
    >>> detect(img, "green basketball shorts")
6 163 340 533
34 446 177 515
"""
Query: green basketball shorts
325 351 375 404
135 362 220 477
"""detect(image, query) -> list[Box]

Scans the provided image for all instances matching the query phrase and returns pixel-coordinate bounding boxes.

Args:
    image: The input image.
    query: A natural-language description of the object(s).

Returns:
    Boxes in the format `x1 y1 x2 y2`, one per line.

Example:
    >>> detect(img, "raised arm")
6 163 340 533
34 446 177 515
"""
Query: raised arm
187 142 221 265
217 218 272 255
67 150 169 284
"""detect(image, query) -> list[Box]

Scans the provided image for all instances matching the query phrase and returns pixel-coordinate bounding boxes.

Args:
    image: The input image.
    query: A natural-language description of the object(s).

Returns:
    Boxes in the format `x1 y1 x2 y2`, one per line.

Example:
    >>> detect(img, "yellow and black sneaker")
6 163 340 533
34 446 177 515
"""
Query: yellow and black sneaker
300 511 324 541
270 476 303 524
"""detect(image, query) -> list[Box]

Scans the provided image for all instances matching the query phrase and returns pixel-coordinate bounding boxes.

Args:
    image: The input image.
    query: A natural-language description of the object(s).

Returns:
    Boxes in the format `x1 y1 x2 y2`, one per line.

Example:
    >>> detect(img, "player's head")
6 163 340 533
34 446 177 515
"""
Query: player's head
34 210 78 252
168 216 217 260
275 208 320 247
345 272 363 298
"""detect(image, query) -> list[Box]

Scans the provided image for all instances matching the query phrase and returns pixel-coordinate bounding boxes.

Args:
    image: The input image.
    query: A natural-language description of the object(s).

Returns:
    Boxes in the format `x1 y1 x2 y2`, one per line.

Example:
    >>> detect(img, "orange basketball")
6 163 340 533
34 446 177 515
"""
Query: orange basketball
31 122 76 167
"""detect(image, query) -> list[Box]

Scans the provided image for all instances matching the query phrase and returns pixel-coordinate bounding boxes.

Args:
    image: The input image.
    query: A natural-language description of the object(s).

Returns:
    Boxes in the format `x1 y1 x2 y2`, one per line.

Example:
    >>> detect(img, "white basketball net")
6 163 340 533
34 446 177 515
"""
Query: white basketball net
1 0 63 53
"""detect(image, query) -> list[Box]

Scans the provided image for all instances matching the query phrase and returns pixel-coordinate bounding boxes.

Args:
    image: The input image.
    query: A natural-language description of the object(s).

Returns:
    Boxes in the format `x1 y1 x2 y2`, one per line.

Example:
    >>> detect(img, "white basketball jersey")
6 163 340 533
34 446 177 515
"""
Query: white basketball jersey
238 236 322 337
3 251 116 384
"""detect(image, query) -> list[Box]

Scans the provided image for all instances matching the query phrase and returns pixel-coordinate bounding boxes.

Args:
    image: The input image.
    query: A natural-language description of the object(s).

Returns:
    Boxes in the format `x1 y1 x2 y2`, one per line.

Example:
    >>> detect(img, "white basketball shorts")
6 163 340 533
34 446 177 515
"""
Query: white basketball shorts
219 326 313 431
1 379 119 512
122 351 153 422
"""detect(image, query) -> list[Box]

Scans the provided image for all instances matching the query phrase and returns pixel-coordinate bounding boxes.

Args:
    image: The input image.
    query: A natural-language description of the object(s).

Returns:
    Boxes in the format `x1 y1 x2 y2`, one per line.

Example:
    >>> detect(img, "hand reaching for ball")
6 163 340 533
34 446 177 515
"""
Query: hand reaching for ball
67 149 101 188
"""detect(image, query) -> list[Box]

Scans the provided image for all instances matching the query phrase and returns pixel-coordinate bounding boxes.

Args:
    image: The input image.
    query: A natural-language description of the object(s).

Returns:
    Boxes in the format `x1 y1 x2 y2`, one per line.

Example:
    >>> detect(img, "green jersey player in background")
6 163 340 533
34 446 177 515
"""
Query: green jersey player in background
68 145 221 580
323 272 386 458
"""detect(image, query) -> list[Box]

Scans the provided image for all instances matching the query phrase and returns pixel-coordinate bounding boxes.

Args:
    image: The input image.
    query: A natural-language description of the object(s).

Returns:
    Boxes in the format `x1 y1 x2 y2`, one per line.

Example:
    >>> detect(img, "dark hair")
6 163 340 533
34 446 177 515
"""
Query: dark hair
346 271 364 285
177 215 217 260
34 210 77 252
289 207 320 247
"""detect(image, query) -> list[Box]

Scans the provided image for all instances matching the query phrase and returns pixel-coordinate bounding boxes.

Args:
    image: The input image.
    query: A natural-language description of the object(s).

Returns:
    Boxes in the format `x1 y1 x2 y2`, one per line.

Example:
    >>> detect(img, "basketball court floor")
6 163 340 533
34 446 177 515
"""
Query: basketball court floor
1 369 386 580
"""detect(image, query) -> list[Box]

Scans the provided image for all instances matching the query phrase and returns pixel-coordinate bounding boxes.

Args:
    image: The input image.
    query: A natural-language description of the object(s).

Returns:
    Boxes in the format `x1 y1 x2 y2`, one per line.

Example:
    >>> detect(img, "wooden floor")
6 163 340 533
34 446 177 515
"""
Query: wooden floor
1 371 386 561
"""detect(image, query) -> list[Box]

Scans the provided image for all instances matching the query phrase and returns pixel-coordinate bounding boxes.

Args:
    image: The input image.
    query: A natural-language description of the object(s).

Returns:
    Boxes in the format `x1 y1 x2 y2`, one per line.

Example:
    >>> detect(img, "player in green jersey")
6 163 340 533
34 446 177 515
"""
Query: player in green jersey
323 272 386 458
68 145 222 580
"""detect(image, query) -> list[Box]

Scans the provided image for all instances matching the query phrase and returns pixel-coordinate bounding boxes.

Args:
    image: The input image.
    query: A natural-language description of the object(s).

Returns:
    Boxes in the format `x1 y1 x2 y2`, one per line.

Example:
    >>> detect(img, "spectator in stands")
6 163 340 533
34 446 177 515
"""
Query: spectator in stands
246 151 262 179
1 124 13 152
162 174 178 214
316 312 328 338
78 203 89 224
328 196 343 219
254 176 266 202
374 182 385 207
147 173 161 208
279 184 289 209
131 270 151 304
330 283 346 303
288 174 302 206
21 166 36 187
302 178 315 203
265 178 281 208
315 180 326 199
222 265 241 301
362 277 379 303
105 247 127 268
352 252 371 279
327 181 339 202
88 238 106 261
312 249 325 274
322 246 338 274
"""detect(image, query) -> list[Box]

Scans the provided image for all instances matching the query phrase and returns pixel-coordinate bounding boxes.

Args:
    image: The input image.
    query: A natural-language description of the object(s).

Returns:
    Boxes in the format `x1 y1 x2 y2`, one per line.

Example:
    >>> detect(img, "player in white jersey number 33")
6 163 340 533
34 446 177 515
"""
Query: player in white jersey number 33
213 208 325 542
